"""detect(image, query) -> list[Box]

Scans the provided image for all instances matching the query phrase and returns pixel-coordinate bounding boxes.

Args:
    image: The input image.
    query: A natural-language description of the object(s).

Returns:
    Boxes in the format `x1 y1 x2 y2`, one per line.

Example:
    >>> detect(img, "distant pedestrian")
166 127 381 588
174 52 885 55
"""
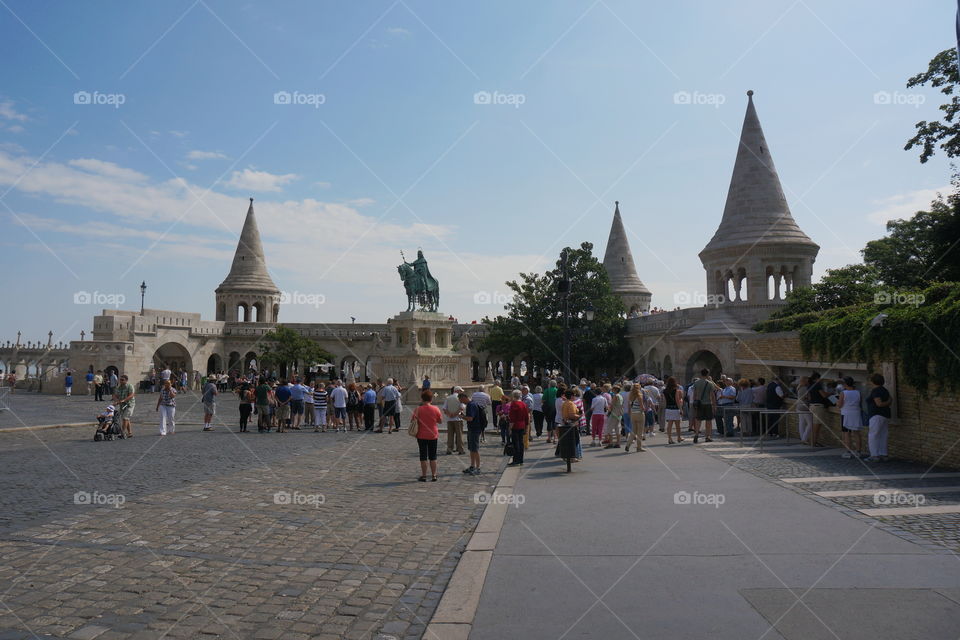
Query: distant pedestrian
85 369 94 395
589 389 608 446
411 389 442 481
463 392 486 475
329 380 348 432
362 384 377 430
865 373 892 462
65 372 73 396
202 377 218 431
274 379 292 433
256 377 273 432
237 383 254 432
805 372 830 447
471 385 491 443
796 376 813 444
303 380 315 427
155 379 177 436
507 390 529 466
837 377 864 458
663 377 684 444
94 370 105 401
444 386 466 455
603 384 623 449
624 383 647 452
313 382 328 432
115 374 136 438
691 370 718 443
531 385 544 438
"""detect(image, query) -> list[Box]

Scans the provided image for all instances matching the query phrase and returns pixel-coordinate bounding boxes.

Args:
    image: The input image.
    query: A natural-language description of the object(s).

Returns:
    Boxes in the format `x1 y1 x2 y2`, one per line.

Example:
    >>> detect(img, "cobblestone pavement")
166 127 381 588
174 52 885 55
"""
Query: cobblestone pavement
0 390 215 429
703 439 960 554
0 412 506 639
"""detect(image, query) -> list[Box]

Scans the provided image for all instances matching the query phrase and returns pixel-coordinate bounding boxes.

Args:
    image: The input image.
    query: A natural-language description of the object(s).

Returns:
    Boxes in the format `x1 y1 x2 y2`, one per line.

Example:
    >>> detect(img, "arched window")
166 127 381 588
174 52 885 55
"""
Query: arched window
237 304 249 322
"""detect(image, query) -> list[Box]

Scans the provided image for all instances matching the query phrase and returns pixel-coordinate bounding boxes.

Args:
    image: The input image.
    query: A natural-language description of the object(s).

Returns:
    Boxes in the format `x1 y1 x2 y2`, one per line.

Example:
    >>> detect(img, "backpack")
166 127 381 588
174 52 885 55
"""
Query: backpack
347 391 359 408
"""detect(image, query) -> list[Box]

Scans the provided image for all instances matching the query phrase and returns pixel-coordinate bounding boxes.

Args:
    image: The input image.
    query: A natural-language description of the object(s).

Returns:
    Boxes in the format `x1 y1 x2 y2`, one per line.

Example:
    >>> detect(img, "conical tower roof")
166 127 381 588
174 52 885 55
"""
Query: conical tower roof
602 201 651 296
217 198 279 293
700 91 818 257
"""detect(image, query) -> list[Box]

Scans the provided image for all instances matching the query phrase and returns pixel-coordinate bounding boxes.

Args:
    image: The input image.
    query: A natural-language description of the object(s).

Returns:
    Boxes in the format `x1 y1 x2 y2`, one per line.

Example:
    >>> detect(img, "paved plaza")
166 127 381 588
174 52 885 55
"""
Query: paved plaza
0 395 503 640
3 394 960 639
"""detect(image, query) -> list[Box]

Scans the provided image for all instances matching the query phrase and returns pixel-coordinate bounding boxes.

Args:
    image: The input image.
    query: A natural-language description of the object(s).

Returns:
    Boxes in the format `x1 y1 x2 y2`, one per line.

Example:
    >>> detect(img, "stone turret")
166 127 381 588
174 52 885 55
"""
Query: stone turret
698 91 819 319
215 198 281 323
602 201 651 314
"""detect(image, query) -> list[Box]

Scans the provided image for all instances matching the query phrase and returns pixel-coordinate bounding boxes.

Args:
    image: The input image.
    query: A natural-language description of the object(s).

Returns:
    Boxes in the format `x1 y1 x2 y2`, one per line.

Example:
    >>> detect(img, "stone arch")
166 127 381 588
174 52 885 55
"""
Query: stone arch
685 349 722 384
237 303 249 322
206 353 223 375
663 354 673 378
152 342 193 375
244 351 258 374
227 351 241 372
252 302 264 322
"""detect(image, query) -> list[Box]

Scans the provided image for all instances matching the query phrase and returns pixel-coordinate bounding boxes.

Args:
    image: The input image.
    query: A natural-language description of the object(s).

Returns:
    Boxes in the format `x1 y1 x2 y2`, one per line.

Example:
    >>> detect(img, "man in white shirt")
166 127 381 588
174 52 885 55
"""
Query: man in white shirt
471 385 491 442
444 386 466 455
589 392 608 446
328 380 348 432
717 377 738 436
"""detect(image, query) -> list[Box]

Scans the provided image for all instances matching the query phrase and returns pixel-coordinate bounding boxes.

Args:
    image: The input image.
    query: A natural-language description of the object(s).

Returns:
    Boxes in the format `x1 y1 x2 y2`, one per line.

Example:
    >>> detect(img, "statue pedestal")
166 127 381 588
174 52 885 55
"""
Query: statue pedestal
369 311 471 394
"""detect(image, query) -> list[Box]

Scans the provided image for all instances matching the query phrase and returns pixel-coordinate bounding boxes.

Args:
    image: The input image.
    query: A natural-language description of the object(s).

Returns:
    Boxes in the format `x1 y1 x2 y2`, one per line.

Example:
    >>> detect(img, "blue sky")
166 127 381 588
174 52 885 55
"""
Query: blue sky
0 0 953 343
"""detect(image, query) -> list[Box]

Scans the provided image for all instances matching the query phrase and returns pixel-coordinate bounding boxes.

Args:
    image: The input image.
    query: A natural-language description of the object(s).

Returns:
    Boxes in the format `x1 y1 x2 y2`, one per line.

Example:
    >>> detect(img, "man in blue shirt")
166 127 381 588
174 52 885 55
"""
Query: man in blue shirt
362 384 377 431
85 370 95 396
289 377 307 430
462 392 484 475
274 380 292 433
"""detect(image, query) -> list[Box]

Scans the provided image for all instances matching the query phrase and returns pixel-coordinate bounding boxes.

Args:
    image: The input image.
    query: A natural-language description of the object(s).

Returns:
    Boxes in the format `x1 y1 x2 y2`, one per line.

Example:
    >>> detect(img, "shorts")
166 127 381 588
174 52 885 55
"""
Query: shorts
696 403 714 421
119 404 134 420
290 399 304 415
335 407 347 419
203 402 216 415
275 404 291 420
256 403 269 415
467 428 483 452
665 408 682 421
383 400 398 417
417 438 438 461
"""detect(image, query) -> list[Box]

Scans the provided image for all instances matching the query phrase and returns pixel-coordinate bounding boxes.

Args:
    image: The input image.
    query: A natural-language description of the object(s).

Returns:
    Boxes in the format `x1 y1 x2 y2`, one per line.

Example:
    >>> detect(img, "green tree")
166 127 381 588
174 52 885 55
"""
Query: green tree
259 325 333 378
862 185 960 287
479 242 629 376
904 48 959 163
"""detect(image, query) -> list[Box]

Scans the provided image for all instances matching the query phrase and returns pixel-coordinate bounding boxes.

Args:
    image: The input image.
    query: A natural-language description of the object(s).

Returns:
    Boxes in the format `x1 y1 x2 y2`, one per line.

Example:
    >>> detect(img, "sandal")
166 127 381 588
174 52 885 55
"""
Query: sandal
418 476 427 482
668 440 675 445
431 475 438 482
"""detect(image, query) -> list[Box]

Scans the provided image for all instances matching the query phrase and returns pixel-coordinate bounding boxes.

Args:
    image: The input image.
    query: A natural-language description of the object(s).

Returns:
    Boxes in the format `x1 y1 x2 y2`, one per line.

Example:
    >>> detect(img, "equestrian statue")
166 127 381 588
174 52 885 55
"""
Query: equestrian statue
397 249 440 312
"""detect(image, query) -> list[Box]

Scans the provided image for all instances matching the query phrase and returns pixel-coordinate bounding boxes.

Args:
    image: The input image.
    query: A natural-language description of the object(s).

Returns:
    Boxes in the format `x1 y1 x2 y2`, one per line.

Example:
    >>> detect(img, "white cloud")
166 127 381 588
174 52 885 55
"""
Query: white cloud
186 150 227 160
386 26 411 37
6 125 24 134
865 185 950 225
0 100 28 122
68 158 149 183
169 130 188 138
225 167 299 192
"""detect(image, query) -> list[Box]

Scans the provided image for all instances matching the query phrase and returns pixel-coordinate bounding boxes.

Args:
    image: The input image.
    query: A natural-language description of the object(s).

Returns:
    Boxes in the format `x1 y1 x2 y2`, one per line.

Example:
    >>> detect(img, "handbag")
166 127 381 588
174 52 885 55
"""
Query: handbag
503 438 515 457
408 407 420 437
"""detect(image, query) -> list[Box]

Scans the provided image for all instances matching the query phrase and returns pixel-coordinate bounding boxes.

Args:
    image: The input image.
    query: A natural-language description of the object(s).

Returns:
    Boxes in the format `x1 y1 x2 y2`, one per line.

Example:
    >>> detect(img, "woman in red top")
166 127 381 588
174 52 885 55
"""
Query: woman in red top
411 390 443 482
507 390 530 466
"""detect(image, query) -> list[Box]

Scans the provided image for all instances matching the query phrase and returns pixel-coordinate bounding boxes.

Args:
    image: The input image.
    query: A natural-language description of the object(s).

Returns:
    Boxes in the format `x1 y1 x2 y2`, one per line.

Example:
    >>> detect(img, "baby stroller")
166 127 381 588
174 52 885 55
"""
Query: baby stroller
94 407 125 441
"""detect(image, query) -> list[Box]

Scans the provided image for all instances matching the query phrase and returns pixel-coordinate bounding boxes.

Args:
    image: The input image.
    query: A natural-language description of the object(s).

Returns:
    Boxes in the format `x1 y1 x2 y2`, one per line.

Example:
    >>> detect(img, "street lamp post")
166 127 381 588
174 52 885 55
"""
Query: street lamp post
140 281 147 315
559 249 572 383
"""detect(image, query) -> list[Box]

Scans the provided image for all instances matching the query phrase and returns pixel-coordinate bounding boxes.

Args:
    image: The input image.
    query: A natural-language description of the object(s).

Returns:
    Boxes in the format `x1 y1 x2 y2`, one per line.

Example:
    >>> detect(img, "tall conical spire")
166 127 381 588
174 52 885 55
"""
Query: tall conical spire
217 198 279 292
603 201 651 313
700 90 817 255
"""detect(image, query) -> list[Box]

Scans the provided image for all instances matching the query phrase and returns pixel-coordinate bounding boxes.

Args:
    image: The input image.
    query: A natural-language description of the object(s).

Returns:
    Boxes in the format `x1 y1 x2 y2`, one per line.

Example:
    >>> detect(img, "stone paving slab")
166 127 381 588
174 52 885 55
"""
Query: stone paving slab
0 419 508 639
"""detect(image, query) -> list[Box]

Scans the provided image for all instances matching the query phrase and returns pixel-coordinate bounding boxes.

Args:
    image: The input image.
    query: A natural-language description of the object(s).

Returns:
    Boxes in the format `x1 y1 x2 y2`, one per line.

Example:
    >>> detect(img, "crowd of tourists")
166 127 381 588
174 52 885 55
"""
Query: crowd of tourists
88 365 894 471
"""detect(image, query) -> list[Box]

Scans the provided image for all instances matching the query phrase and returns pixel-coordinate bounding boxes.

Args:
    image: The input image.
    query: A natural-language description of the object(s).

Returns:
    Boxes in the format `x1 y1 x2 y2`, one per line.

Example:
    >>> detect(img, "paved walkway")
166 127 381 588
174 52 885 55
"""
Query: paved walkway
0 413 505 639
471 435 960 639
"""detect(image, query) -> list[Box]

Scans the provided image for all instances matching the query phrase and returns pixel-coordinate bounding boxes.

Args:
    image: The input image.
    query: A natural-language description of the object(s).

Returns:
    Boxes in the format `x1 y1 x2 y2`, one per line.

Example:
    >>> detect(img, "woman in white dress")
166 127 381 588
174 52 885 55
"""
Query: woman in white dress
836 376 864 459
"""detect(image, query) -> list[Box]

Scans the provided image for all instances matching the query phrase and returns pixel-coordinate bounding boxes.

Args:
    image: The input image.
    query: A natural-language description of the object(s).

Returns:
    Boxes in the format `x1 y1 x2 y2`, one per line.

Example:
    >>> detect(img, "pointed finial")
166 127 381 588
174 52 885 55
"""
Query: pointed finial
746 89 754 98
249 197 254 203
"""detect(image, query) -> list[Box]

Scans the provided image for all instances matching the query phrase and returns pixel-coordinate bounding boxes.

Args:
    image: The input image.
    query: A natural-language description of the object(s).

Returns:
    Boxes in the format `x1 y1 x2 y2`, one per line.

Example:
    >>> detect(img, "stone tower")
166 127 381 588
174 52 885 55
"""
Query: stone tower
215 198 281 323
698 90 819 323
602 201 652 314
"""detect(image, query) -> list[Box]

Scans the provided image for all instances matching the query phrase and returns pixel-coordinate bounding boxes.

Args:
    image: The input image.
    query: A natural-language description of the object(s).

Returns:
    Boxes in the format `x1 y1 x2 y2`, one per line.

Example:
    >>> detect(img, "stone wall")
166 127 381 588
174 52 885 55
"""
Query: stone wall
735 332 960 470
